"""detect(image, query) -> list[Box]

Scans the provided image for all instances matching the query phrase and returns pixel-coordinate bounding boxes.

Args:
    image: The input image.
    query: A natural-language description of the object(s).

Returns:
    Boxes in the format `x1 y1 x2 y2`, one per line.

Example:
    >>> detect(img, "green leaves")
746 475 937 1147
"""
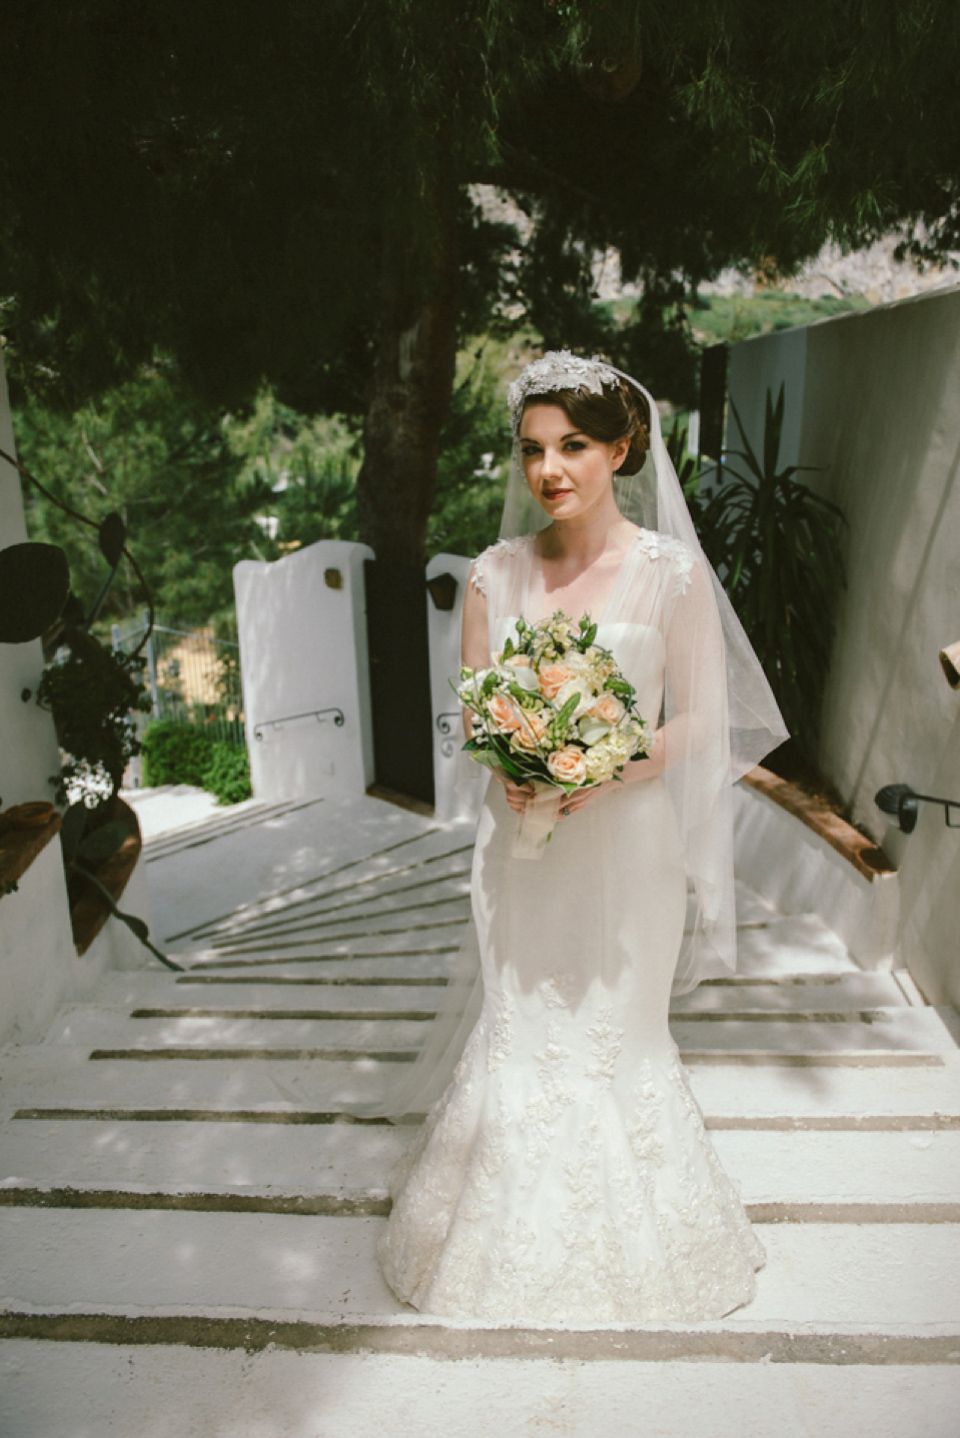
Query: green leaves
698 383 846 758
576 618 598 651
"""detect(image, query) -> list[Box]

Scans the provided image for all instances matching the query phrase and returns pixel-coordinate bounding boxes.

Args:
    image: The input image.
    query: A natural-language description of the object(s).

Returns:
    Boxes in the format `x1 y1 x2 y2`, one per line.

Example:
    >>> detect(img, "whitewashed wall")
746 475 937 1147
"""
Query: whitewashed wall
729 285 960 1006
427 553 487 823
234 540 375 802
0 350 149 1043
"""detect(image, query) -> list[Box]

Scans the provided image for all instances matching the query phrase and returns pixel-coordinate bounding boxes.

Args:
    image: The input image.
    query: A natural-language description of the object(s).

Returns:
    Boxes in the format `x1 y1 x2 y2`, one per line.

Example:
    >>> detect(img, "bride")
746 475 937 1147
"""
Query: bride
367 352 786 1323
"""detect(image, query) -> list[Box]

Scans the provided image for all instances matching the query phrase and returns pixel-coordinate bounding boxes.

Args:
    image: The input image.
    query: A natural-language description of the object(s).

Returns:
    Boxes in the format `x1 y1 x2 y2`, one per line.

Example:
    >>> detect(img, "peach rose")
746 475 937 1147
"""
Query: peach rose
508 654 532 668
511 710 548 750
547 745 588 785
487 693 523 733
589 694 625 725
538 662 576 700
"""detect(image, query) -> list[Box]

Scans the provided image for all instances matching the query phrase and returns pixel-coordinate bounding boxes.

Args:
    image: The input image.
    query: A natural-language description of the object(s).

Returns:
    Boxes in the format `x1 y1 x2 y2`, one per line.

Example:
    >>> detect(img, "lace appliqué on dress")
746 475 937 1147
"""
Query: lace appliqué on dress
379 1015 764 1324
469 534 534 599
636 529 694 596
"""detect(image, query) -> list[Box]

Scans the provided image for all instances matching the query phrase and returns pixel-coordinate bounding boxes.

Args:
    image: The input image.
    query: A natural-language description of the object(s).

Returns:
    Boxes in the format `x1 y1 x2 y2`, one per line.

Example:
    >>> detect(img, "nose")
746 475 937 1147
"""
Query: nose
541 446 564 478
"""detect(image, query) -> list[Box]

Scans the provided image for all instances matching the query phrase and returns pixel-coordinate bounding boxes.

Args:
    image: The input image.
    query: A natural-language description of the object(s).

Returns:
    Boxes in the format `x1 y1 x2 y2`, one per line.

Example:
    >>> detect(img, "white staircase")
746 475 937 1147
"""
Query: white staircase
1 794 958 1436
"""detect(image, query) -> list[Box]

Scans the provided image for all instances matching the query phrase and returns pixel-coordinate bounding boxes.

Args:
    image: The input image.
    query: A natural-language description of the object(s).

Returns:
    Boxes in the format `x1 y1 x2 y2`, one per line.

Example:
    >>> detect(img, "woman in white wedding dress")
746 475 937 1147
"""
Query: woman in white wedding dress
372 353 787 1323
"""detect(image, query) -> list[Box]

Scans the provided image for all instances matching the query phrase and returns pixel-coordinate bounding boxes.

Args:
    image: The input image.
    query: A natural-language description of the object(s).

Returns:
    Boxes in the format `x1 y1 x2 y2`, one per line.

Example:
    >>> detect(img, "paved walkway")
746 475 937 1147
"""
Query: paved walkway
1 790 959 1436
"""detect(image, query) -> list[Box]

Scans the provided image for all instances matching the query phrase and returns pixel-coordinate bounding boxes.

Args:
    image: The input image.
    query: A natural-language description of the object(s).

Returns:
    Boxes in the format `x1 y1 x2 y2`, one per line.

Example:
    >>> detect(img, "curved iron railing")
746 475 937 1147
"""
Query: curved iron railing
254 707 345 742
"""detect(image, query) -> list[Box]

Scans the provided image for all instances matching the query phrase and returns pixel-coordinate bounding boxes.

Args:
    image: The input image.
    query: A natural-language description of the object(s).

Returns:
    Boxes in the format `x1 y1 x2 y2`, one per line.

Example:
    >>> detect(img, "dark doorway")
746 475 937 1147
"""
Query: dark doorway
364 559 435 810
699 343 729 461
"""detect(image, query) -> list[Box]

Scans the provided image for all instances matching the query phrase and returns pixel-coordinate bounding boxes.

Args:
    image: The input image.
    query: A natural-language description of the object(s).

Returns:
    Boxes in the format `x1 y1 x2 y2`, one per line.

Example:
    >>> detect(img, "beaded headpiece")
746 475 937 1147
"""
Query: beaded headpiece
506 350 624 434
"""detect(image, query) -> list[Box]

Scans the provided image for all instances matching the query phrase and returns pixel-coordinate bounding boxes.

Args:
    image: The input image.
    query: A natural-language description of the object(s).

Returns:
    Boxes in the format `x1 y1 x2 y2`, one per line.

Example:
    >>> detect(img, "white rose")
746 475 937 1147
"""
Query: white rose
553 679 594 720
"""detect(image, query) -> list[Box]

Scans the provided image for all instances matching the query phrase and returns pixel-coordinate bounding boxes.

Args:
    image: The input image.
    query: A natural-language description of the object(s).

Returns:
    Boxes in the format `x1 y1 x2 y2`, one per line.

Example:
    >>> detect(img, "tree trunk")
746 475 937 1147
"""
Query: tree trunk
356 185 460 807
356 191 460 570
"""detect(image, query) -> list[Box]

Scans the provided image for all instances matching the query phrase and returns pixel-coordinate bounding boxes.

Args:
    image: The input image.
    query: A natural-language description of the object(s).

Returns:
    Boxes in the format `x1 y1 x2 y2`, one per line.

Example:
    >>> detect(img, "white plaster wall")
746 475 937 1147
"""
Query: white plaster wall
426 554 487 824
0 352 156 1042
732 784 898 970
234 541 375 802
728 286 960 1005
0 352 63 808
0 350 79 1043
727 325 808 476
0 844 76 1042
83 859 155 974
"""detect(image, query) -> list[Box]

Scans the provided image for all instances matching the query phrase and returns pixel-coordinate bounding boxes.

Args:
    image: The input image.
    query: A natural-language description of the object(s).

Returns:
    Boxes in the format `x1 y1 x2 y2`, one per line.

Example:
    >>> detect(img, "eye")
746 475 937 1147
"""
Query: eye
563 440 586 452
520 443 541 456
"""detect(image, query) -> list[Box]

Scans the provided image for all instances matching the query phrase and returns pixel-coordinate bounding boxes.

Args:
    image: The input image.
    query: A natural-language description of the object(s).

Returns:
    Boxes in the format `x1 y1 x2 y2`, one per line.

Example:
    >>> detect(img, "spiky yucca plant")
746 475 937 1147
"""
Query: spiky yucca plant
696 384 846 759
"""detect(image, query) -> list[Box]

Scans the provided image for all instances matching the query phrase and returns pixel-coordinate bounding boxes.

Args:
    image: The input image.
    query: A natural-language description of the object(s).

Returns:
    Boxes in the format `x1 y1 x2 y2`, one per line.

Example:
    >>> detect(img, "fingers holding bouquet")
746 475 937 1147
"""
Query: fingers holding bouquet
498 774 536 813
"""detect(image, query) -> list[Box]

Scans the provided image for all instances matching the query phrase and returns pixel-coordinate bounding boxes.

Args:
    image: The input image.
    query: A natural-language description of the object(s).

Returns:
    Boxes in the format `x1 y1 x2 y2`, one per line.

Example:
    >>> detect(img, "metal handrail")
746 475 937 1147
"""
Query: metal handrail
253 707 345 741
875 783 960 834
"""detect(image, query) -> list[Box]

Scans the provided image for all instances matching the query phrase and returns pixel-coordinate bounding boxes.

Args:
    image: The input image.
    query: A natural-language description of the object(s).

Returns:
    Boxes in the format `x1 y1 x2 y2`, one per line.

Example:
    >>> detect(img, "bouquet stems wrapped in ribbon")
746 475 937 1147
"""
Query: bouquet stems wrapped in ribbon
457 612 651 858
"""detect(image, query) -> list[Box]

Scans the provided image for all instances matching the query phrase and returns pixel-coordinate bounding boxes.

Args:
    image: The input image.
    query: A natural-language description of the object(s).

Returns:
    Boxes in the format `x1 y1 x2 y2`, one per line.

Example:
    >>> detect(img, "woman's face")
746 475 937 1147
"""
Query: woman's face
518 403 629 523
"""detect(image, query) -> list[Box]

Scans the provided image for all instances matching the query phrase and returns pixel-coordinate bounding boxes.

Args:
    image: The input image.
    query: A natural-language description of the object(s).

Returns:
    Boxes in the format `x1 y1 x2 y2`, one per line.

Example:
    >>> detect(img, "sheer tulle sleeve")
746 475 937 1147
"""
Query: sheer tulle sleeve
659 553 735 992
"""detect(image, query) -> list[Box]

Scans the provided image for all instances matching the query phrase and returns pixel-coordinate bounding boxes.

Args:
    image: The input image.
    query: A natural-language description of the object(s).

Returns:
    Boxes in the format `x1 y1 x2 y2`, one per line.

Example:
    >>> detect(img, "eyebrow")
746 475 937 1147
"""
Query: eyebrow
519 430 586 443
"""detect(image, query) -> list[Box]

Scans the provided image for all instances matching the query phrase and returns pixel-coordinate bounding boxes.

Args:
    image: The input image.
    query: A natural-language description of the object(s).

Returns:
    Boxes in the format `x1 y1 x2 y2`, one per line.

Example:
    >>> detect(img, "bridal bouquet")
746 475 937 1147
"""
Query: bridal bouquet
457 612 651 858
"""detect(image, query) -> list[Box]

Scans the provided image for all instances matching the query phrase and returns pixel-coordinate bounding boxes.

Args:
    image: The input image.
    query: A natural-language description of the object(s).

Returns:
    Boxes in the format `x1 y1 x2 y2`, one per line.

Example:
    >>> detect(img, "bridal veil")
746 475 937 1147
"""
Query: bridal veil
352 351 787 1120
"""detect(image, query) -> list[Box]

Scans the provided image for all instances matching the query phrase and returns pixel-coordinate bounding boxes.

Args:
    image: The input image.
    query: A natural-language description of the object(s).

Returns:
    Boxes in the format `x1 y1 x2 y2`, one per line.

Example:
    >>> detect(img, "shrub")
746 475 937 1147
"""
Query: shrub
141 720 215 788
202 742 252 806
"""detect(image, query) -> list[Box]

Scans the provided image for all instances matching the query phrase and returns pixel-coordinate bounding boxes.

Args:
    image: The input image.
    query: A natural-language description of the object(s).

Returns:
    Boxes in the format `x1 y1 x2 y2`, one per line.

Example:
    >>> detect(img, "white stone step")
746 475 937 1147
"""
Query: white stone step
4 1047 959 1128
41 1007 430 1054
3 1111 958 1209
673 972 909 1013
669 1008 956 1055
143 799 317 859
184 910 471 960
2 1209 959 1328
210 896 473 952
160 811 472 945
178 931 465 968
36 1002 956 1061
206 880 473 950
65 975 912 1019
0 1050 389 1121
2 1341 958 1438
199 847 474 934
151 797 454 945
730 915 857 976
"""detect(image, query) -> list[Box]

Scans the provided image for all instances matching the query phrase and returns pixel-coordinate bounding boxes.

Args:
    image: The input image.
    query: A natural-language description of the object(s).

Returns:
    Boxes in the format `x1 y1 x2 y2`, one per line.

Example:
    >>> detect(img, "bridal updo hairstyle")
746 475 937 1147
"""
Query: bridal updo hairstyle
521 379 651 477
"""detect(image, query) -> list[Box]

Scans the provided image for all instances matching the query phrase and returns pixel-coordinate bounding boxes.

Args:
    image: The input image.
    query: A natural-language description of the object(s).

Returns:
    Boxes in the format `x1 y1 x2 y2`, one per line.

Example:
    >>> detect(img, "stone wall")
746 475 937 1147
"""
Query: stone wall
729 285 960 1006
0 353 100 1041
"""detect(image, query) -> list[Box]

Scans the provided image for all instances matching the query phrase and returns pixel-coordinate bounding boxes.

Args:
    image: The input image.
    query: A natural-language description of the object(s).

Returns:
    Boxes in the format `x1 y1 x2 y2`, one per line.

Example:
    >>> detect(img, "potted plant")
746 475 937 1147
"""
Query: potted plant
0 444 179 967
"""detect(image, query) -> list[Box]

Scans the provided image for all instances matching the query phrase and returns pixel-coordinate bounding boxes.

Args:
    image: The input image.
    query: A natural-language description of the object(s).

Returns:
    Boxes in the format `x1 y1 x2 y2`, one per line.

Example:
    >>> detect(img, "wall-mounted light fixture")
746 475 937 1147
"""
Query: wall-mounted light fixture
426 572 458 612
875 783 960 834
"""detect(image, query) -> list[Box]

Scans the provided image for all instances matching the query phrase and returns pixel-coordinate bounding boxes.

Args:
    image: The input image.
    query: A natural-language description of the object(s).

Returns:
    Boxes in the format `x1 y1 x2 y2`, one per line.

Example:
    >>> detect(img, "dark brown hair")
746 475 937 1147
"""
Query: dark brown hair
521 381 651 476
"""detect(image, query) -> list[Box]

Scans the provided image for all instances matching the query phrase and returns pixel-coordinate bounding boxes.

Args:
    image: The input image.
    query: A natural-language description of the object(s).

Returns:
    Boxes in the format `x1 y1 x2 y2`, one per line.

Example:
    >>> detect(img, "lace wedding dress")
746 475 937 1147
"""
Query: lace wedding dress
377 530 764 1323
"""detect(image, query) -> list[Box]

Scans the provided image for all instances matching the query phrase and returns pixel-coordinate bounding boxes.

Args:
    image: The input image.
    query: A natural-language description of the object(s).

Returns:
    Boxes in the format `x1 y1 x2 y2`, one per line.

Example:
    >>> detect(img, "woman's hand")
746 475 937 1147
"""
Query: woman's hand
557 776 617 817
492 770 536 814
558 741 664 819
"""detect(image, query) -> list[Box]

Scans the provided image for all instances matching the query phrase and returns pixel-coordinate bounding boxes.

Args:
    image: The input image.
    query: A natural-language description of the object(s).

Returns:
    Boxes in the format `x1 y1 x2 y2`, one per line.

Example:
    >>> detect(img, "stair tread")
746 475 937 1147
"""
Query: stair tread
2 1209 959 1327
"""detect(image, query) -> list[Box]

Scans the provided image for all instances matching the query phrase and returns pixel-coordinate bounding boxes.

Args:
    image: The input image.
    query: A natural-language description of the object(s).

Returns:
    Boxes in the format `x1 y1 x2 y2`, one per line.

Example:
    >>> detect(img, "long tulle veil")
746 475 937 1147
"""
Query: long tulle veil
349 352 787 1120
